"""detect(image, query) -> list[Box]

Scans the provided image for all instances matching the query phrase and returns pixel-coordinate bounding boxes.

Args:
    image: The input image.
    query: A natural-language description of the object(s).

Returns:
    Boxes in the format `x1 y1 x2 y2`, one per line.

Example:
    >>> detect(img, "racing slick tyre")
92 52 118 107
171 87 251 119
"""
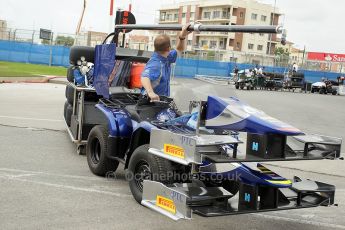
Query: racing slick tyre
67 66 75 83
69 46 95 65
65 84 74 105
64 101 73 126
128 144 174 204
86 125 119 176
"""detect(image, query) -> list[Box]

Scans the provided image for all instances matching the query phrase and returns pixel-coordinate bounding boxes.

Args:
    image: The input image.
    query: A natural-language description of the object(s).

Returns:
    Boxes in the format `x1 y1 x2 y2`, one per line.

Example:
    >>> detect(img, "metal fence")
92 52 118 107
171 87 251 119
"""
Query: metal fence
0 26 344 79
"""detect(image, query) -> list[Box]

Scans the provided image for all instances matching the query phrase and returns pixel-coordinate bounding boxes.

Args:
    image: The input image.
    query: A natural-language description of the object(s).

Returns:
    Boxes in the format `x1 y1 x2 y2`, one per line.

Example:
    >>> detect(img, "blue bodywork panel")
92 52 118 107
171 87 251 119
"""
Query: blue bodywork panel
205 96 303 135
93 44 117 99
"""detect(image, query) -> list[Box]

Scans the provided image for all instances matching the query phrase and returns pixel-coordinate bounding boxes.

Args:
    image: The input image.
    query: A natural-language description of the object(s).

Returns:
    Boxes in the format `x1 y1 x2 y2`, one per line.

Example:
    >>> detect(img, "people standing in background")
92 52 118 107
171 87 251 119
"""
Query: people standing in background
292 62 299 73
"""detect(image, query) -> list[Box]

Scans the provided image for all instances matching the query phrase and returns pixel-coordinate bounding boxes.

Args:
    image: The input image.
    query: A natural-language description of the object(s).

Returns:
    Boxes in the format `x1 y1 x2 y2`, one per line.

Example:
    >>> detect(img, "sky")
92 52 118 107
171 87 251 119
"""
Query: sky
0 0 344 53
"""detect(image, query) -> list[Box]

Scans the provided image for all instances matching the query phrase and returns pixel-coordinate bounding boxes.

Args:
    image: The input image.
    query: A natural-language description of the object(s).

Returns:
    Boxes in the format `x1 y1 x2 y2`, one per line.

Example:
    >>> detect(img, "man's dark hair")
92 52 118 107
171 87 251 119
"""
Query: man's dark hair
154 35 171 53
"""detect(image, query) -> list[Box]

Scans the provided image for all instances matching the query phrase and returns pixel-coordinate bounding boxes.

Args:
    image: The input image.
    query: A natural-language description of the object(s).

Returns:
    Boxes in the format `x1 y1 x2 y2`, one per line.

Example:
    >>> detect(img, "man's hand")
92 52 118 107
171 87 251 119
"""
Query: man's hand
179 23 192 39
147 91 160 102
177 23 193 53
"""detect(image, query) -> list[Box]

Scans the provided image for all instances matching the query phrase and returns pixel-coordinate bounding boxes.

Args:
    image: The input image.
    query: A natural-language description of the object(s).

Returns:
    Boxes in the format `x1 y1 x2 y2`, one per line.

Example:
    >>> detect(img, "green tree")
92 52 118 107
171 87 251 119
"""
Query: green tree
55 36 74 47
274 47 290 56
41 39 51 45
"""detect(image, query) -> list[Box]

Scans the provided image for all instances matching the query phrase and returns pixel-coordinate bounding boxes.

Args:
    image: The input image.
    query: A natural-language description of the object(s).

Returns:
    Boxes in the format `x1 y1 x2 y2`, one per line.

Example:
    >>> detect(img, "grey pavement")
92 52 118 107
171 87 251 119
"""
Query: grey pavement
0 81 345 230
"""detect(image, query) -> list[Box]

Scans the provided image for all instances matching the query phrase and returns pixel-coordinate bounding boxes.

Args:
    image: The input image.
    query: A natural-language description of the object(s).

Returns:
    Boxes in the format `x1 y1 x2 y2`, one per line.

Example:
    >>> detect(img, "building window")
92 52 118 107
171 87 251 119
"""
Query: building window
160 12 166 21
210 40 217 48
240 12 244 18
248 43 254 50
261 15 267 22
187 40 192 46
201 40 208 46
190 12 195 18
166 14 172 21
236 42 241 49
171 40 176 46
182 13 186 18
251 13 257 20
257 45 263 51
174 13 178 21
203 12 211 19
259 33 264 36
213 11 220 18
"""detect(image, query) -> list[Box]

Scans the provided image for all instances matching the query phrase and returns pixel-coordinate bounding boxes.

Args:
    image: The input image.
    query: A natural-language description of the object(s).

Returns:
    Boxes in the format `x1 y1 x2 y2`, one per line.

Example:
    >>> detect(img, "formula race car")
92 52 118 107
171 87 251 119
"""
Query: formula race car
64 11 342 220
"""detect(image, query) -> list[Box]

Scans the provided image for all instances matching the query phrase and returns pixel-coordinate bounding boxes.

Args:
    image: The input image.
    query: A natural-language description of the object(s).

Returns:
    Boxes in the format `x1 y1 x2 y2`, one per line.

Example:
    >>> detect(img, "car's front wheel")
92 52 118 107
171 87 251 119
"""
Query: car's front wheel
128 144 173 204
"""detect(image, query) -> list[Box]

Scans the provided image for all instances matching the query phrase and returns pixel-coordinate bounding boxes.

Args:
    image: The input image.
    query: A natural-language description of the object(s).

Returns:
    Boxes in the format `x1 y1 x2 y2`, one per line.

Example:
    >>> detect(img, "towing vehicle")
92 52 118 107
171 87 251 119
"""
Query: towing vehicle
311 79 338 95
64 11 342 220
234 70 257 90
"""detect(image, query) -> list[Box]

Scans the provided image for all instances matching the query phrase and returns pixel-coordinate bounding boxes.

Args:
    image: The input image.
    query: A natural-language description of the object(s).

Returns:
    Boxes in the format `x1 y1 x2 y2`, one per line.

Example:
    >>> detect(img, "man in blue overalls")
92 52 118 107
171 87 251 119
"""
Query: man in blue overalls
141 24 192 101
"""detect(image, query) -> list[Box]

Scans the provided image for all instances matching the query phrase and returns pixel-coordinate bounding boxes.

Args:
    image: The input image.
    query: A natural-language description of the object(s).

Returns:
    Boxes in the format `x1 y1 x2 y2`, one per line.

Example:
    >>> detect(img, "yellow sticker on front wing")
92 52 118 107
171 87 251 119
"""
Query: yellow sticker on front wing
163 144 185 159
156 195 176 214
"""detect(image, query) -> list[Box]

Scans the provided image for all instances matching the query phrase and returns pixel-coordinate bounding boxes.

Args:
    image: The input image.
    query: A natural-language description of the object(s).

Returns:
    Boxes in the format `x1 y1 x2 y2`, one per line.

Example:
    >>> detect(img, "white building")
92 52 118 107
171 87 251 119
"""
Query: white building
156 0 282 64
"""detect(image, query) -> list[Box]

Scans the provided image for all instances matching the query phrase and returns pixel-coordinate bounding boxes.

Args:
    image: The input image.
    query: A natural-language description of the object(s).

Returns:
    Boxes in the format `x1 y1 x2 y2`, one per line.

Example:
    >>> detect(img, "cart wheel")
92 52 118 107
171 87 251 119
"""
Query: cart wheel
235 84 239 89
332 90 337 95
86 125 119 176
128 144 173 204
240 86 244 90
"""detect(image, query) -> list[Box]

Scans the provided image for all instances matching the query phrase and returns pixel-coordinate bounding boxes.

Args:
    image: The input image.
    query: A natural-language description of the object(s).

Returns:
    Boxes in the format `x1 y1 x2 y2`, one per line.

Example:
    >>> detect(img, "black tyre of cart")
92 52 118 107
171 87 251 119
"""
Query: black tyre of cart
67 66 75 83
86 125 119 176
65 84 75 105
69 46 95 65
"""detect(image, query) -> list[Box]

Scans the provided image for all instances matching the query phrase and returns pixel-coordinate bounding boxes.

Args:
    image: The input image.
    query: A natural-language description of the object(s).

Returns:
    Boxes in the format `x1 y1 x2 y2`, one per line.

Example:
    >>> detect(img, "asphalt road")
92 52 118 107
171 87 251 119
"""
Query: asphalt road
0 81 344 230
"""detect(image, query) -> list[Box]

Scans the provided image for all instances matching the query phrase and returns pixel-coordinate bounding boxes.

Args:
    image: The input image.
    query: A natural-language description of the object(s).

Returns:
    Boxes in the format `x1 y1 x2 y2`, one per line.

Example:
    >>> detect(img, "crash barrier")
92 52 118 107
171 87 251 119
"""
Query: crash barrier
0 40 70 66
0 40 341 82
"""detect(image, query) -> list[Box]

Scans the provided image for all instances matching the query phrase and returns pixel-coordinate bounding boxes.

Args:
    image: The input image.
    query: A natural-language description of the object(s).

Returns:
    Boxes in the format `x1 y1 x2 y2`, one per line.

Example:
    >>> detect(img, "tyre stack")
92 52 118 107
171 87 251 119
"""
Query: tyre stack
63 46 95 126
63 84 74 126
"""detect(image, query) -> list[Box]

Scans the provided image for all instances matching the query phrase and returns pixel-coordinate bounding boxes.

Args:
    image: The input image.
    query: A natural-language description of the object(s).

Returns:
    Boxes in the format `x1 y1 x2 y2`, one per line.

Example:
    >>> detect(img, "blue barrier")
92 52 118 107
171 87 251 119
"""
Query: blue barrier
0 40 341 82
175 58 341 82
0 40 70 67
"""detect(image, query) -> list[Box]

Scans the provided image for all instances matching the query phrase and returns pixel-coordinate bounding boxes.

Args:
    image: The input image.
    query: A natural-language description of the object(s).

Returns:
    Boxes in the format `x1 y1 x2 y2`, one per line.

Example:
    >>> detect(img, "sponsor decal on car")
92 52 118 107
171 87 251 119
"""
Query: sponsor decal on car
156 195 176 214
163 144 185 159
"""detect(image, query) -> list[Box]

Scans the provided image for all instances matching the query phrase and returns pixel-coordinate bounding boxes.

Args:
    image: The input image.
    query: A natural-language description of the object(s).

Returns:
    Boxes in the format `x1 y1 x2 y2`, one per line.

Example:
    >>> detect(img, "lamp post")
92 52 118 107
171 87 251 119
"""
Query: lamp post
267 0 277 55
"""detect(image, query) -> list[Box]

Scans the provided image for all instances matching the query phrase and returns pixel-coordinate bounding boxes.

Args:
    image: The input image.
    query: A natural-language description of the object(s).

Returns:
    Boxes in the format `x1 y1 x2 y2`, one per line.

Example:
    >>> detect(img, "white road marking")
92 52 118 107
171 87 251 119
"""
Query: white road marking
0 115 63 122
0 175 131 198
253 213 345 229
0 167 111 181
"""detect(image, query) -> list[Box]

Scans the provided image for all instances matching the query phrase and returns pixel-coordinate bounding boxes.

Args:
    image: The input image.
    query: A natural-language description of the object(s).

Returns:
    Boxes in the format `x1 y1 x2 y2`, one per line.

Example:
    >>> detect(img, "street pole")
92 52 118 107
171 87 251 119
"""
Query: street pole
49 32 54 67
267 0 277 55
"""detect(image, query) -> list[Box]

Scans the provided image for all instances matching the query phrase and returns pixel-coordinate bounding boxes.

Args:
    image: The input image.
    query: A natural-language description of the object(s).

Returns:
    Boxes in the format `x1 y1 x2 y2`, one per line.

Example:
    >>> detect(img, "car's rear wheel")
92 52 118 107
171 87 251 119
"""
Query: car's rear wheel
86 125 119 176
128 144 173 204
